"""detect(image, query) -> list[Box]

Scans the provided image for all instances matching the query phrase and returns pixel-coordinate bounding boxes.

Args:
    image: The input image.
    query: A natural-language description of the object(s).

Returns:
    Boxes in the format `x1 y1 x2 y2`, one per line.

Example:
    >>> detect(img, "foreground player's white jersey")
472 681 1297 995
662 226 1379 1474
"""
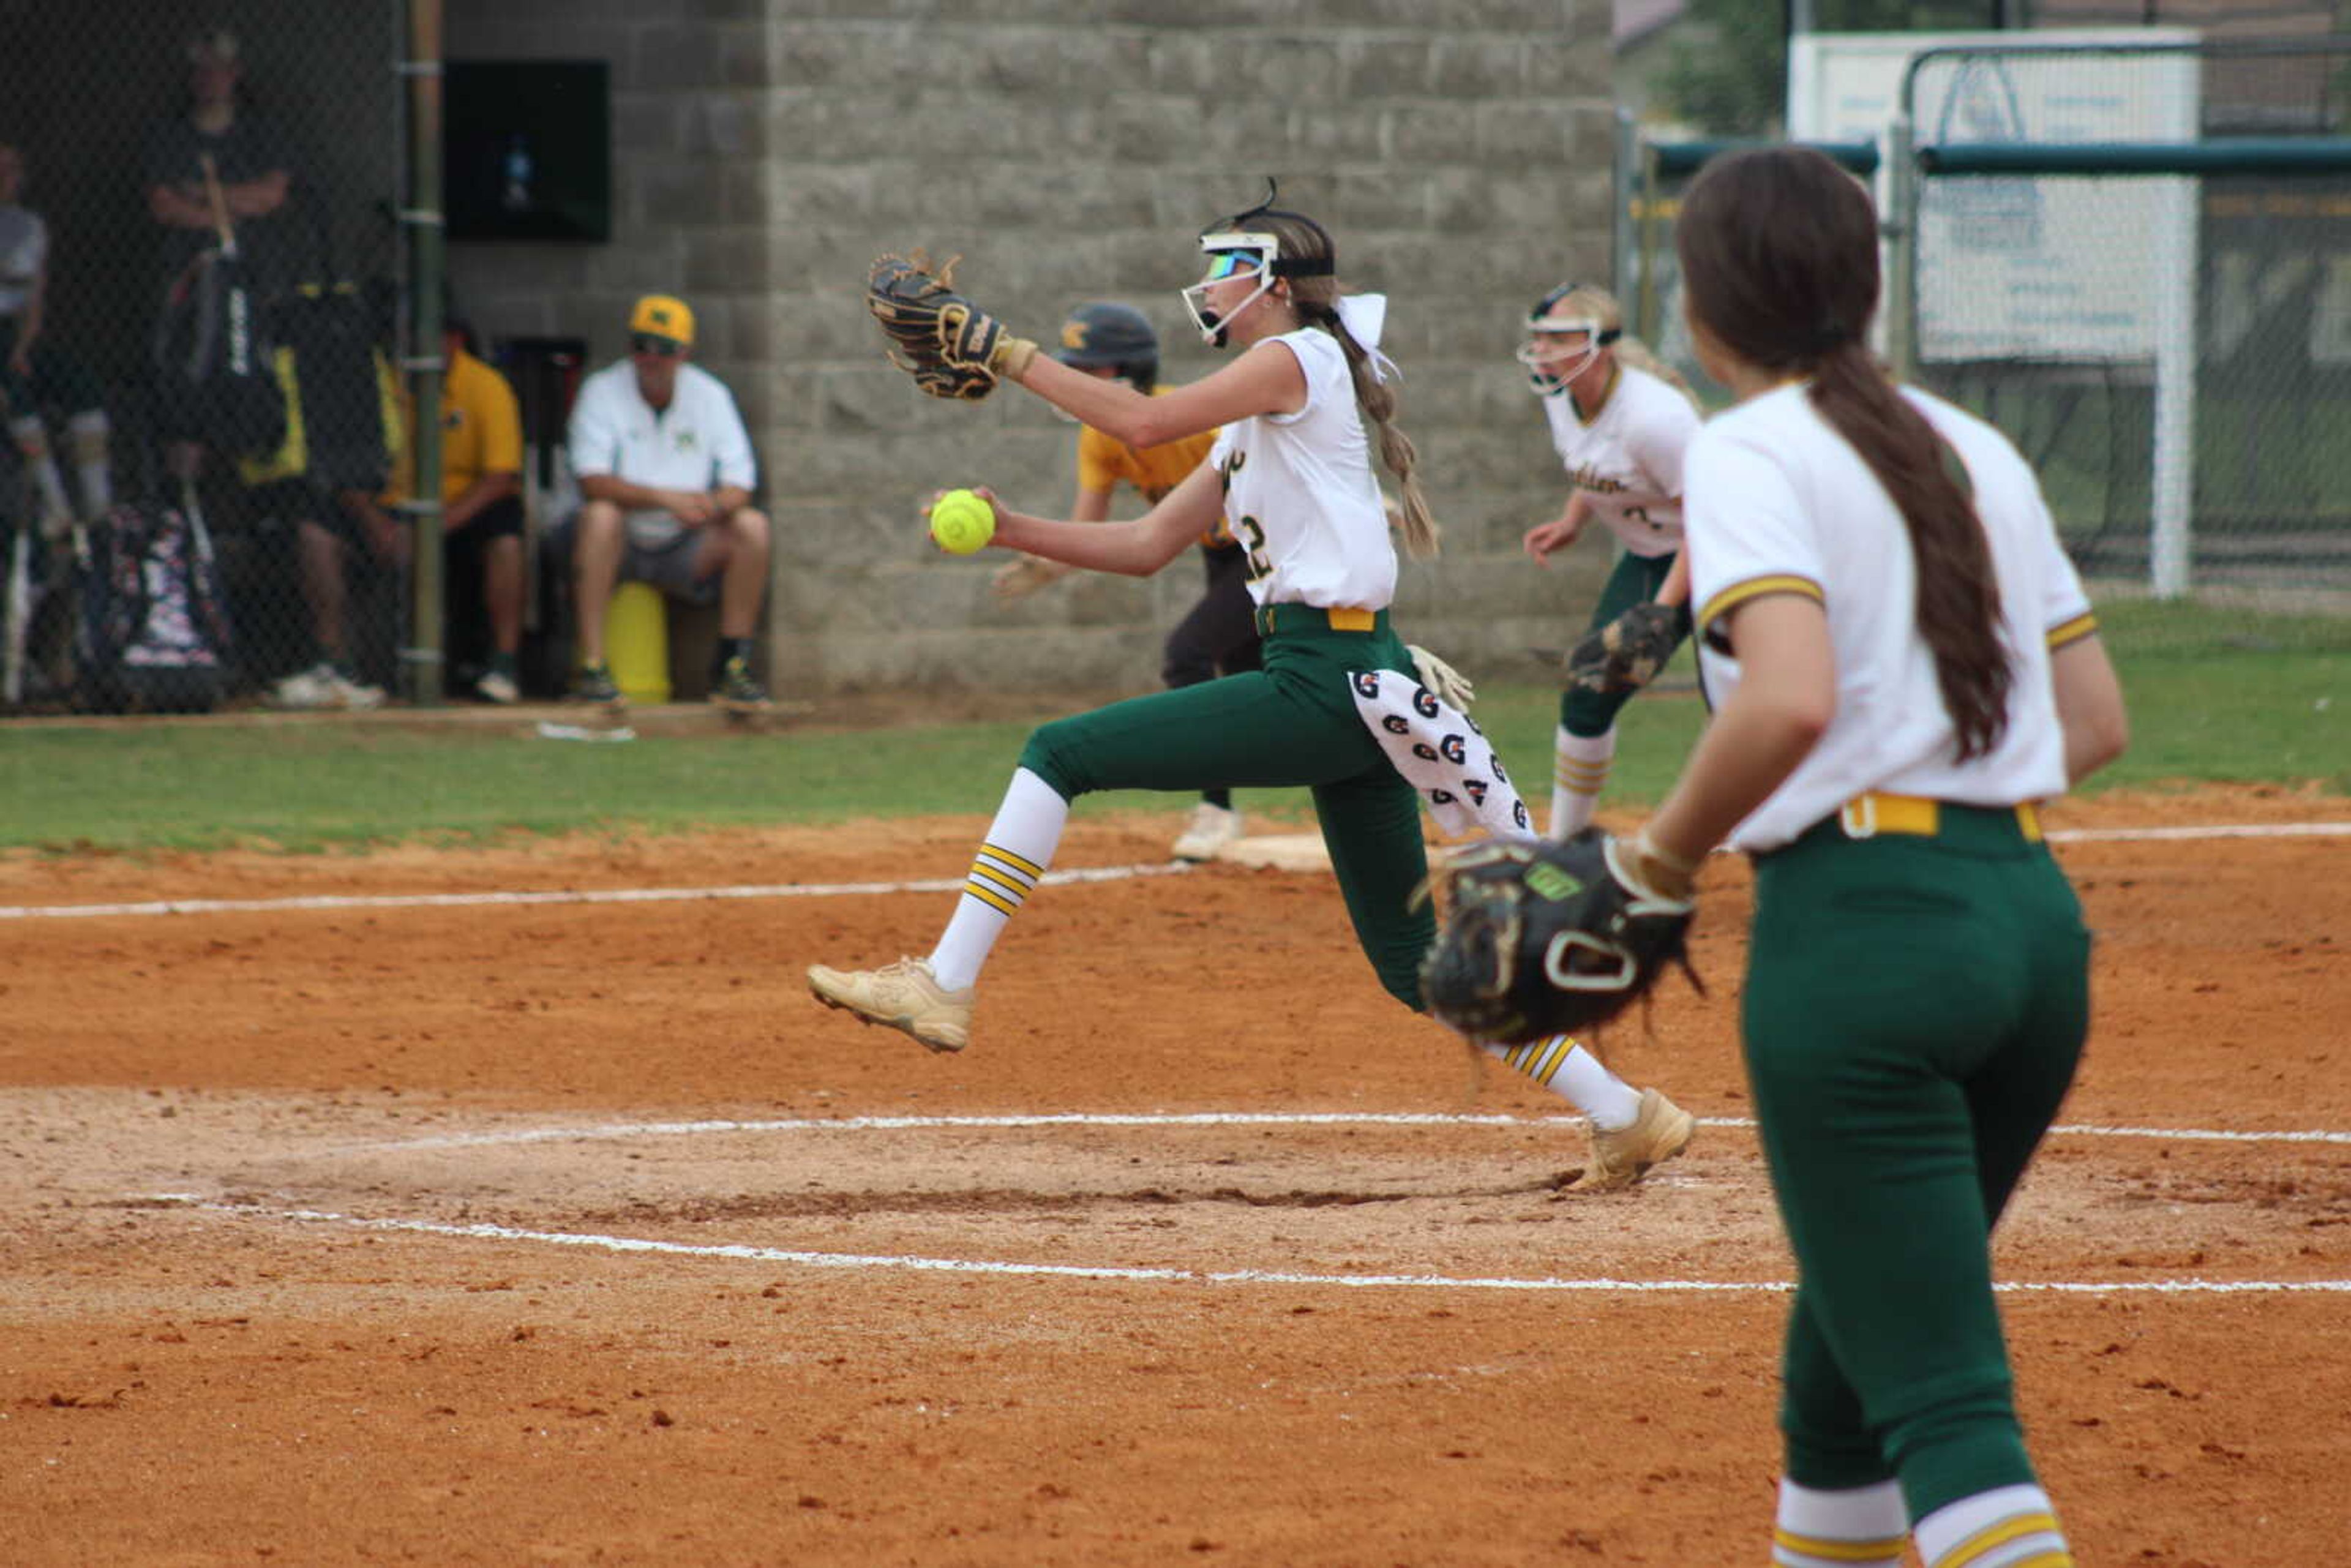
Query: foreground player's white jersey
1207 326 1397 611
1542 364 1698 558
1684 382 2098 853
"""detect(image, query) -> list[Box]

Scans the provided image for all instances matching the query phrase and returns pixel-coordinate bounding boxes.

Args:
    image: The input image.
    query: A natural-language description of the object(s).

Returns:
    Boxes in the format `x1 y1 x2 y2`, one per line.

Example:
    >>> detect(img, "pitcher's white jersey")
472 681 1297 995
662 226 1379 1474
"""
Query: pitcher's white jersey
1684 382 2098 853
1207 326 1396 610
1543 364 1698 559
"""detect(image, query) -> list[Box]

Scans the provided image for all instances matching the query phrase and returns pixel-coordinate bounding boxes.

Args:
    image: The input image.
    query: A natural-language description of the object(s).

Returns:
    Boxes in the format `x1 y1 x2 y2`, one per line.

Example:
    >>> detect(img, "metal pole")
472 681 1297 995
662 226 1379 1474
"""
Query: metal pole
1611 107 1638 302
1635 139 1664 345
401 0 446 705
1884 116 1918 383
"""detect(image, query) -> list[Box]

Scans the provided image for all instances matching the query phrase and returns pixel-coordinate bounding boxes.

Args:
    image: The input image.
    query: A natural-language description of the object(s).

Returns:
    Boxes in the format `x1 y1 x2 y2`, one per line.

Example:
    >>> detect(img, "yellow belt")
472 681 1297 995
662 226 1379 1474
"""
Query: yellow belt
1253 604 1378 635
1839 792 2042 843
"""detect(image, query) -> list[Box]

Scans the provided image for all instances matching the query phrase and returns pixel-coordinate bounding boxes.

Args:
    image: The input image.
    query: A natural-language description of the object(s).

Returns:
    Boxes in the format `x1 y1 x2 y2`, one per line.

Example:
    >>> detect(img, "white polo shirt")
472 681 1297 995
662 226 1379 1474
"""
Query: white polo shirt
1542 363 1698 558
567 359 756 548
1684 382 2098 853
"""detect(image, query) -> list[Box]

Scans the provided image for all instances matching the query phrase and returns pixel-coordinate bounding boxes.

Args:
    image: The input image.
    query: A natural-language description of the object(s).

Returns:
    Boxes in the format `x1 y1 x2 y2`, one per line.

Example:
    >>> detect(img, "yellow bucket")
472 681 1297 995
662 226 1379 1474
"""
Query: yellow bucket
605 580 671 705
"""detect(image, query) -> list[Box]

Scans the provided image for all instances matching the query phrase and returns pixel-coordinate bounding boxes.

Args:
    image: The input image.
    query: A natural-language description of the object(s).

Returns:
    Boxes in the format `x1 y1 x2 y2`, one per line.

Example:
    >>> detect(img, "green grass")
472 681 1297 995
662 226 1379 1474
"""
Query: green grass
1 604 2344 853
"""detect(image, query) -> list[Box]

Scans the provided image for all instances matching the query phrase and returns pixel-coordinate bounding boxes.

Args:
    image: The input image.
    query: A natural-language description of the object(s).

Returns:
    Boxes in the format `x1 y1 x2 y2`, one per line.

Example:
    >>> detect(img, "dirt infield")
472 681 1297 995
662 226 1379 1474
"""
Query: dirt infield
2 784 2346 1564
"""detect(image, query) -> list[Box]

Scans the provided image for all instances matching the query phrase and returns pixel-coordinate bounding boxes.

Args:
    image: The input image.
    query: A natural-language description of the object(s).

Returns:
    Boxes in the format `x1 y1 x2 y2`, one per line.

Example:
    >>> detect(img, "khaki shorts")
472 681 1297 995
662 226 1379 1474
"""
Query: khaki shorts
553 511 719 606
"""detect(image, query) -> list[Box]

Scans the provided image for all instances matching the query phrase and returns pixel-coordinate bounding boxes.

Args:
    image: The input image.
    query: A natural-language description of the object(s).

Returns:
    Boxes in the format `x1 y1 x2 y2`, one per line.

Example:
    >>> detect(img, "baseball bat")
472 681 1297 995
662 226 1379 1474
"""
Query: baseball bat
198 152 239 258
2 526 30 706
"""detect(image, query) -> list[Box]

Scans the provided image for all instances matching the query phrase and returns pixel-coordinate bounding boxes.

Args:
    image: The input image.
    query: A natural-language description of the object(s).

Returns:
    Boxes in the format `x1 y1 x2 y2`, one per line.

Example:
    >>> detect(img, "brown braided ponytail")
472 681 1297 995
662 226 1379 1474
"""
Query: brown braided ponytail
1675 146 2011 759
1254 212 1441 560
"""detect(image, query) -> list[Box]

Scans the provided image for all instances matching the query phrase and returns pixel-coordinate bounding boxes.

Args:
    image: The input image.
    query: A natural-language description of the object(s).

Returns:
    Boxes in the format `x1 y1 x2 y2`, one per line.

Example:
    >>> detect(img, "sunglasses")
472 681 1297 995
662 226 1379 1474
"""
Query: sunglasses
1201 250 1266 282
630 334 684 356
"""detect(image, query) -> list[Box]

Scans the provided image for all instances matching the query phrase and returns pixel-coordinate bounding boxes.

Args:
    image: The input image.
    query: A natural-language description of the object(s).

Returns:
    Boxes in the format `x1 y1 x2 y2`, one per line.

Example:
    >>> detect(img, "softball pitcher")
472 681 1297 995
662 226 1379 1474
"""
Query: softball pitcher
816 192 1692 1190
1518 283 1704 839
989 301 1261 862
1624 147 2129 1563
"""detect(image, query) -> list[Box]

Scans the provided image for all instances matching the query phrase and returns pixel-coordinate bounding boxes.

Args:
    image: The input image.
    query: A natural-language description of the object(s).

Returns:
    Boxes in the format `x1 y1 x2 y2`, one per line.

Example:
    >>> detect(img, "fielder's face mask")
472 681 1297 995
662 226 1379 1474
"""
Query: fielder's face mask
1181 231 1282 348
1517 290 1622 394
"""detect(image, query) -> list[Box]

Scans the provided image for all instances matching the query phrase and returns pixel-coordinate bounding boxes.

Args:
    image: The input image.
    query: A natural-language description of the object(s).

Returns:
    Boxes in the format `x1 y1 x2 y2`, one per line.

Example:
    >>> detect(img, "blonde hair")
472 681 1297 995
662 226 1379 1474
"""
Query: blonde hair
1256 212 1441 560
1535 283 1702 415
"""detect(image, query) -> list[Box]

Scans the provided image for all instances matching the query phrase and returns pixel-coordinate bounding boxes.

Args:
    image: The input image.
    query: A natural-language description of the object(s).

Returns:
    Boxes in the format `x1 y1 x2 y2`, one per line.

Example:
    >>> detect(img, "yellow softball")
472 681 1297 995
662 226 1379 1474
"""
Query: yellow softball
928 488 997 555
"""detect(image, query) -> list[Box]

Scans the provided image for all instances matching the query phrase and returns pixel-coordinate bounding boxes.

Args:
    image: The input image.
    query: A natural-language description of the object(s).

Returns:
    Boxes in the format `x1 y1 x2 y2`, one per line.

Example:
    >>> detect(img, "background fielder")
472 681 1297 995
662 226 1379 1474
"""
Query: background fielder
1518 283 1703 840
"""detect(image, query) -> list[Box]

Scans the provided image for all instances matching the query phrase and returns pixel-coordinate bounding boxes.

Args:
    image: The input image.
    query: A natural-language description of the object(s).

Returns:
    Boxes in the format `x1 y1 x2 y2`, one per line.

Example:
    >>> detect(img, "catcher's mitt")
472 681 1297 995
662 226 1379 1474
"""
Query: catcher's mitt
1561 601 1690 697
865 250 1037 402
1419 829 1699 1045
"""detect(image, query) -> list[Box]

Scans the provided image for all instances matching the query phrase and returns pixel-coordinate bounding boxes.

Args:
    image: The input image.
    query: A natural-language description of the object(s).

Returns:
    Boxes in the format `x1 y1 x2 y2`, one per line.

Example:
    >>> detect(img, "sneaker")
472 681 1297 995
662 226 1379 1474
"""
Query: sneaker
1573 1088 1695 1191
474 668 520 705
569 662 623 706
1171 801 1243 862
328 669 388 710
269 663 335 710
270 661 384 711
710 655 771 715
806 956 973 1054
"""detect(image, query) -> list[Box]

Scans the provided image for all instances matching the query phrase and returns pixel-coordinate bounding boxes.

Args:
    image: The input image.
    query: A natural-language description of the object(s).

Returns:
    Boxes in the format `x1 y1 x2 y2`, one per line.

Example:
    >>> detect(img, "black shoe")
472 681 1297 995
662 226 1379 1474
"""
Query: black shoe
710 655 770 714
569 662 623 705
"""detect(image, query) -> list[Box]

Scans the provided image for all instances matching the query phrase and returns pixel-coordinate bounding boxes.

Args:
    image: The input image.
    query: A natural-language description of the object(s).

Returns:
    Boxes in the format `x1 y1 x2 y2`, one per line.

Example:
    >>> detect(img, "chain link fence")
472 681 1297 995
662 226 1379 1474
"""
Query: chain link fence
1624 36 2351 607
0 3 422 713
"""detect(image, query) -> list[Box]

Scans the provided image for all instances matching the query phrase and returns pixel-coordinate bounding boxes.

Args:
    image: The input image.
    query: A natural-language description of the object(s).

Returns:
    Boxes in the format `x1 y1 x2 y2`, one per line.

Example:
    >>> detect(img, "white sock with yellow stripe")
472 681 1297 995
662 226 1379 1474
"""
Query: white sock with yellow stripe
927 767 1067 992
1483 1034 1643 1128
1913 1485 2071 1568
1548 726 1614 839
1771 1478 1907 1567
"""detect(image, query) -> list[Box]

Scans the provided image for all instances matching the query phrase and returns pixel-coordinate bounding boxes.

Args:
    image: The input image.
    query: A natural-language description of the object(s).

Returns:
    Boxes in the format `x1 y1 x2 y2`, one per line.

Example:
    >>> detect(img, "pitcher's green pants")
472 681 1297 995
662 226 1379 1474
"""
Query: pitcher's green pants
1018 612 1431 1011
1742 806 2090 1521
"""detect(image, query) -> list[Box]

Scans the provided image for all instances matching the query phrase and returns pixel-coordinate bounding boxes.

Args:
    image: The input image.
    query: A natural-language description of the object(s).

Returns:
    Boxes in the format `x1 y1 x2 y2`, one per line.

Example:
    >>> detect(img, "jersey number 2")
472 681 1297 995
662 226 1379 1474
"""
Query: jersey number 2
1237 514 1272 581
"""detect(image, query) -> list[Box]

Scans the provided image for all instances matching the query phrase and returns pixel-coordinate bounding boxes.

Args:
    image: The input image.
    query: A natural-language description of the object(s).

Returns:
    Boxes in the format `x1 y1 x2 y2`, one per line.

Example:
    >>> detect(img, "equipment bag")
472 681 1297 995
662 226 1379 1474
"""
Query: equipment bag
74 501 234 713
154 247 288 460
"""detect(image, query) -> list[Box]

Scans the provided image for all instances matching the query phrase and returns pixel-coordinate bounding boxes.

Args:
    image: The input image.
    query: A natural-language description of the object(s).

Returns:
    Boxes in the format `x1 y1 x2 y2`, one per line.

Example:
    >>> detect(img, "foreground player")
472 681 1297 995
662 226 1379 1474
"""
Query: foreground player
989 302 1258 861
1517 283 1703 839
1622 147 2128 1561
814 192 1691 1189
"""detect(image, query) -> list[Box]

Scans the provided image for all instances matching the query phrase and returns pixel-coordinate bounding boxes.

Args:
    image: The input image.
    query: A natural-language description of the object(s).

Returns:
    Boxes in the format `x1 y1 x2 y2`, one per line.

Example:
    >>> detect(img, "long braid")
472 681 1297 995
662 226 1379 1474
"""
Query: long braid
1299 298 1441 560
1239 209 1441 561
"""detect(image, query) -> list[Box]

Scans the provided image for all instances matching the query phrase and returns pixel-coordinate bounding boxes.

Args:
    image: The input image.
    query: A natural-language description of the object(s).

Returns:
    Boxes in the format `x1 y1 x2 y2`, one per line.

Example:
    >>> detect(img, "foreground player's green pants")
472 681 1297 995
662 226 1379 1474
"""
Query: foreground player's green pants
1561 548 1682 738
1742 806 2090 1520
1019 612 1431 1011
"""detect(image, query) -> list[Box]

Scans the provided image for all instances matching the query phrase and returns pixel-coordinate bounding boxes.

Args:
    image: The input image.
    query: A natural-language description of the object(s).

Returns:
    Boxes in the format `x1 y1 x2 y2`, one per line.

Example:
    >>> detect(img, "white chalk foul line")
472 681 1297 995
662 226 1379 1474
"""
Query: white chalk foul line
0 860 1196 921
353 1109 2351 1155
143 1196 2351 1297
2047 821 2351 844
4 819 2346 921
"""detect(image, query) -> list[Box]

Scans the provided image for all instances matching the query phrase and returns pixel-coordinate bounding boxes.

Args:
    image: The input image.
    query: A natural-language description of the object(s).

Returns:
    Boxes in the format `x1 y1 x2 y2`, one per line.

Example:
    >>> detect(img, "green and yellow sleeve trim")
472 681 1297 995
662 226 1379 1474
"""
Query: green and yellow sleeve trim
2045 610 2098 650
1697 574 1824 633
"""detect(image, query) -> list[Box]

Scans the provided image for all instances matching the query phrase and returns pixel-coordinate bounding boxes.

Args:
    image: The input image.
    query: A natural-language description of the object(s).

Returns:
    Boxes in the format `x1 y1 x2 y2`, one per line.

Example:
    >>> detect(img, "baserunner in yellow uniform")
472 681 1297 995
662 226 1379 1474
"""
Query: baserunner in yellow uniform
1621 146 2131 1564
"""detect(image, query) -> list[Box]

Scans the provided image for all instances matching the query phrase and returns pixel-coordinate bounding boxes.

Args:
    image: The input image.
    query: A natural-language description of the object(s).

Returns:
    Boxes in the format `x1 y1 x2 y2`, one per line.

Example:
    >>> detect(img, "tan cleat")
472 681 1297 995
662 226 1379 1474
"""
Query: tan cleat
1171 801 1243 862
806 956 973 1053
1573 1088 1695 1191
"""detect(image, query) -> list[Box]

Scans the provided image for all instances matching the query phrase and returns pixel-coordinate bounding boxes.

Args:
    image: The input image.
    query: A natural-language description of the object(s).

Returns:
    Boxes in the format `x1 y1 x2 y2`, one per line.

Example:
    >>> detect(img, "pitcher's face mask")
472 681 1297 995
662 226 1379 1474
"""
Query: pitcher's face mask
1180 233 1280 348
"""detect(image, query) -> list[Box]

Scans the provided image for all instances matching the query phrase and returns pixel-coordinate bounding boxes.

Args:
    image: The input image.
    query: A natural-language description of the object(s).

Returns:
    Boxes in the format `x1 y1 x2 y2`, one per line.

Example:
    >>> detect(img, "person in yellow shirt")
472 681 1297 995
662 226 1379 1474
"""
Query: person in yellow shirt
339 306 527 703
991 302 1255 860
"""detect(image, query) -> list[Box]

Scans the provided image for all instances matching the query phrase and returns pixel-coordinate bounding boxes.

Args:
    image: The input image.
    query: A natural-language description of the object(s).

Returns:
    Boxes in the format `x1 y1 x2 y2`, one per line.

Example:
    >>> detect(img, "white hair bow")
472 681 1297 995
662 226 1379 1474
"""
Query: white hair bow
1334 293 1400 384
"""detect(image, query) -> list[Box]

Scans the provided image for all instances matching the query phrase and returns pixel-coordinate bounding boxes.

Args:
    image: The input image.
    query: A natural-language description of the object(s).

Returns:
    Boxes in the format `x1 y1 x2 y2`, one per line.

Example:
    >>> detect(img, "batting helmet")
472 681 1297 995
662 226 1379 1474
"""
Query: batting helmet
1055 302 1160 389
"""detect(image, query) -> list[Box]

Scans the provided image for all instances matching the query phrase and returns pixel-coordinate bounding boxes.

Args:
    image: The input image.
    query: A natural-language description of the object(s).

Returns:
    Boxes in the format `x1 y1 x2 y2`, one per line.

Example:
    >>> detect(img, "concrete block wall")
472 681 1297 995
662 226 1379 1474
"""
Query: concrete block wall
449 0 1619 697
